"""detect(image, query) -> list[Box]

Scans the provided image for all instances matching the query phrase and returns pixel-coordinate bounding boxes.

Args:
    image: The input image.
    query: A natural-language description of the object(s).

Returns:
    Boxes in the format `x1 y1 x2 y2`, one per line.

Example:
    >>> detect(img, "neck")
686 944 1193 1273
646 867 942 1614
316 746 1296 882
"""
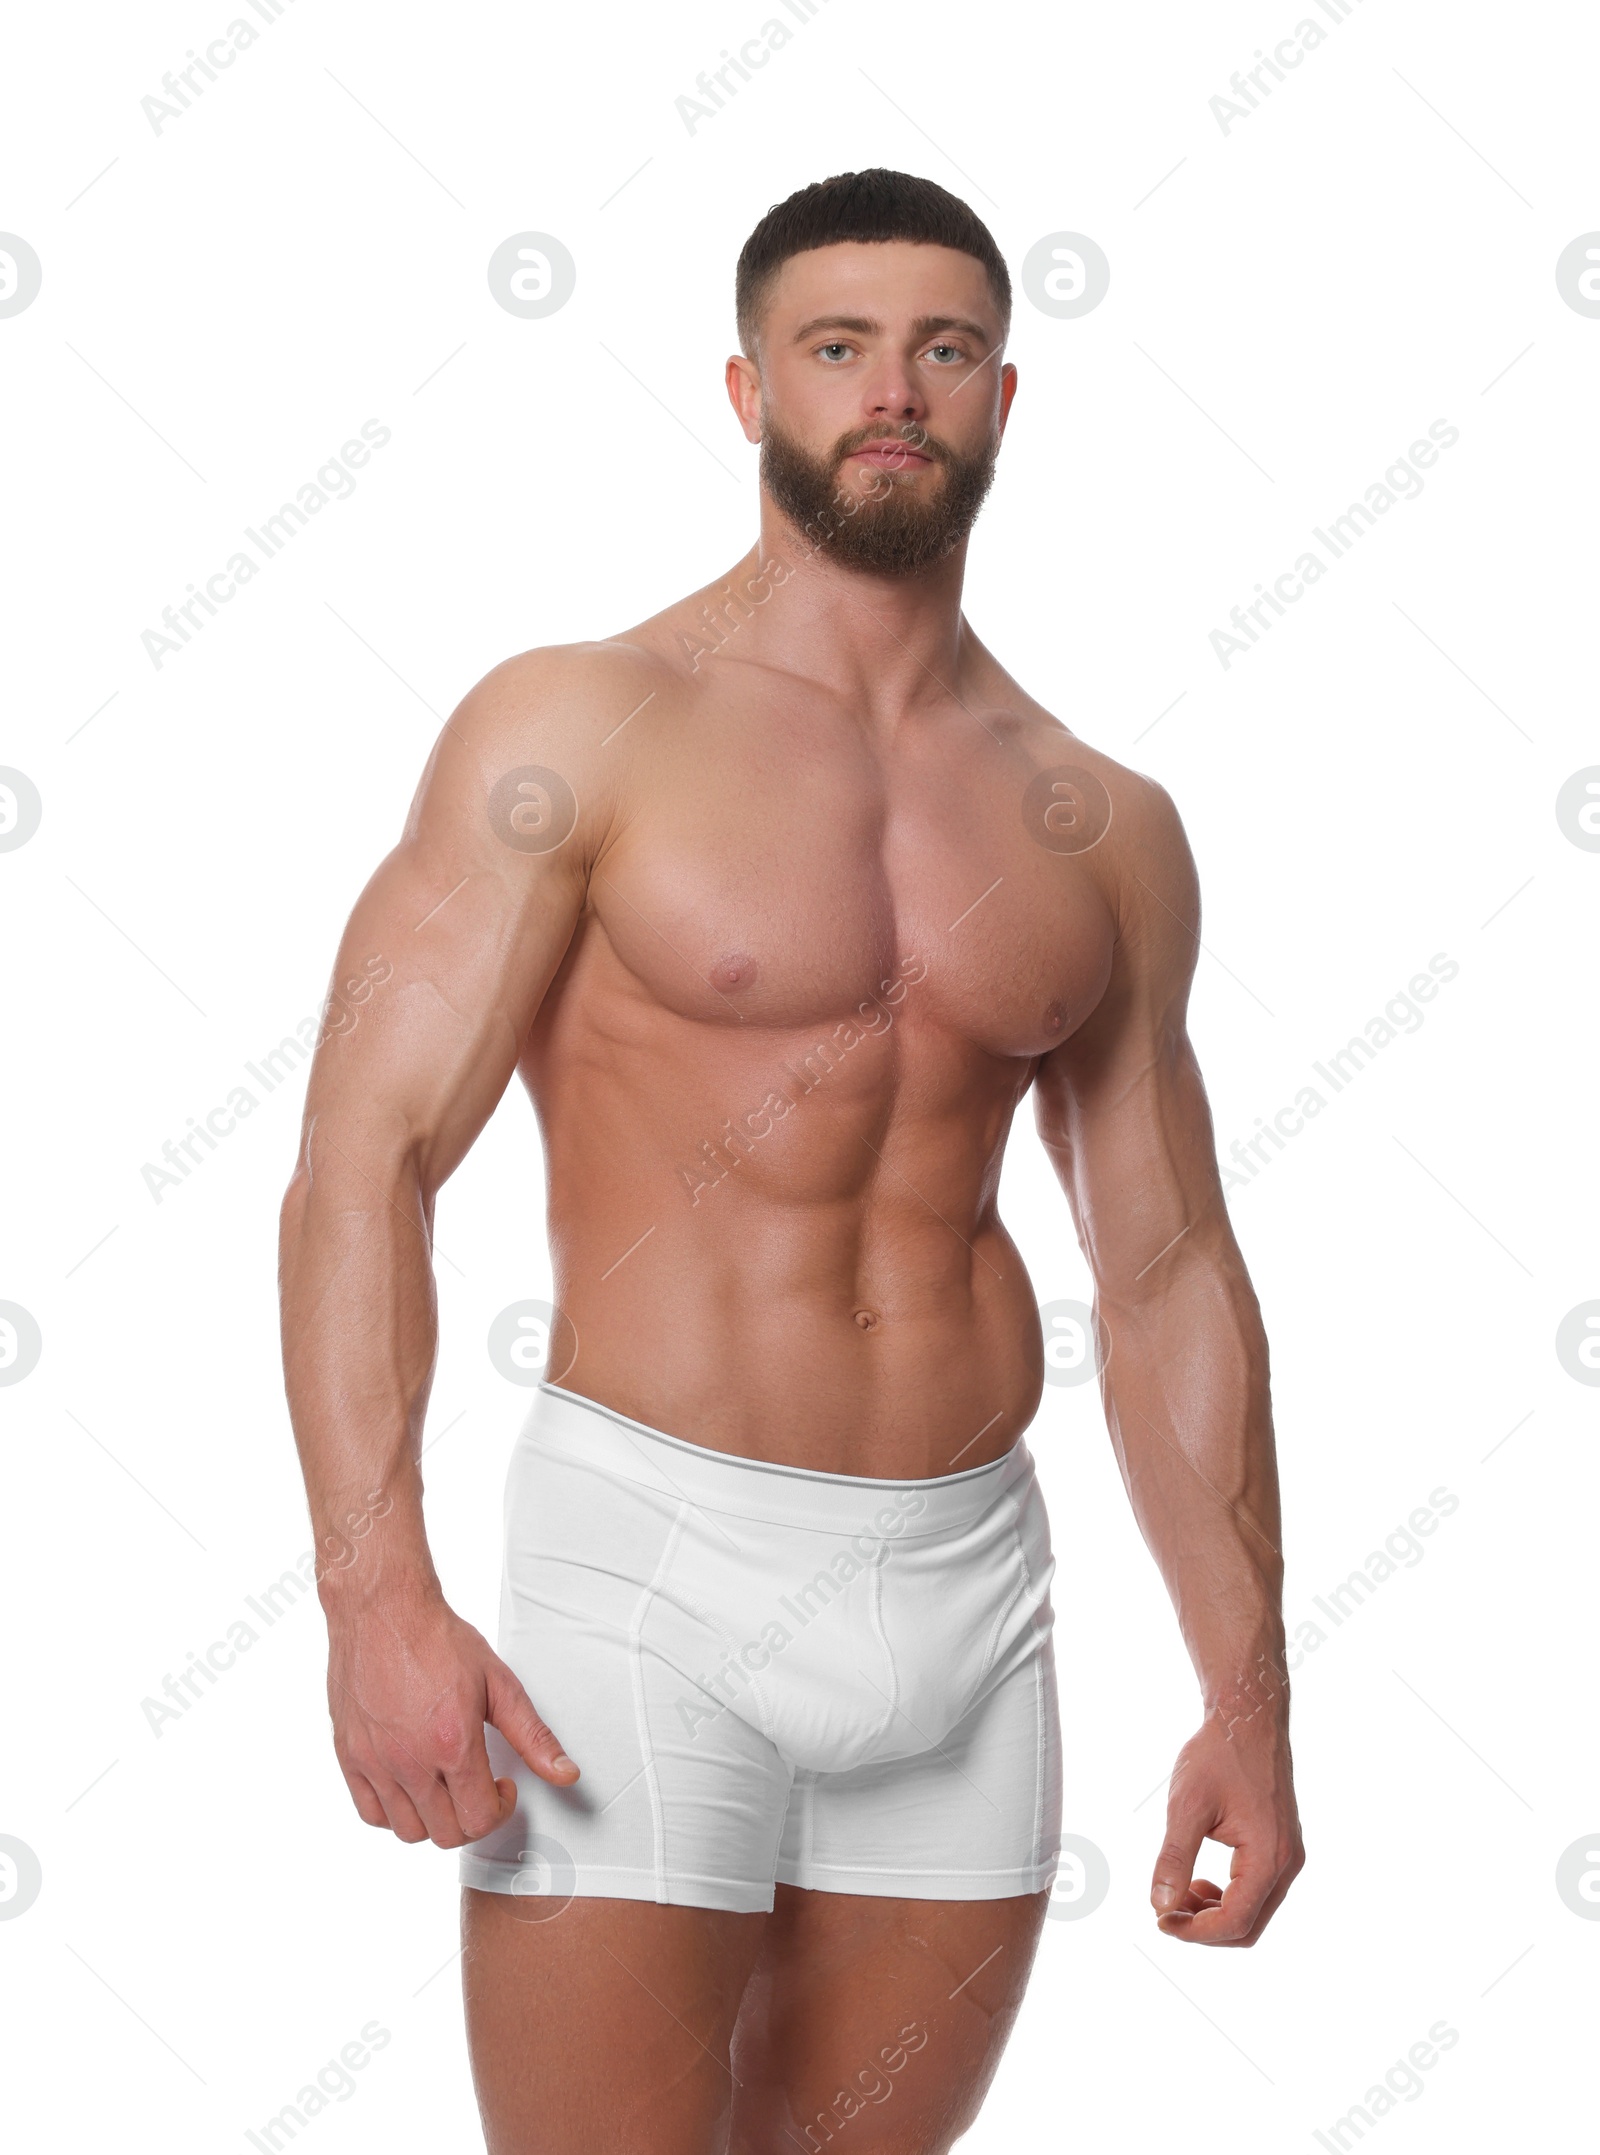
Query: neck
708 501 974 713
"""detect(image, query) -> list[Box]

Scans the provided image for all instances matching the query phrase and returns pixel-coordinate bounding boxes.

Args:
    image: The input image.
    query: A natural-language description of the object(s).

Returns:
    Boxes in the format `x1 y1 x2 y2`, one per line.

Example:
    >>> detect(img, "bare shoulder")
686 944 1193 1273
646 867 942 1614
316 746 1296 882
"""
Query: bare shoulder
400 637 675 873
432 636 674 780
1012 697 1201 968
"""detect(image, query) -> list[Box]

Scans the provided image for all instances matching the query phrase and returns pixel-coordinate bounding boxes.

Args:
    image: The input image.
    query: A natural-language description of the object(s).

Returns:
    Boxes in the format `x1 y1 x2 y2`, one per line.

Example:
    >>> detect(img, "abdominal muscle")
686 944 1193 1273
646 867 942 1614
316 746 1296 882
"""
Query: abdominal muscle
546 1200 1047 1481
525 1016 1049 1481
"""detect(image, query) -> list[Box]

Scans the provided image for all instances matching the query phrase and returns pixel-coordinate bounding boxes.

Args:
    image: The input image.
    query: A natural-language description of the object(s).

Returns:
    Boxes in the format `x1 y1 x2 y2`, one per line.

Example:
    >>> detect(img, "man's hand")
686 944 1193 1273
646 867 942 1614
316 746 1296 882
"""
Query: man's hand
326 1591 578 1848
1150 1710 1304 1946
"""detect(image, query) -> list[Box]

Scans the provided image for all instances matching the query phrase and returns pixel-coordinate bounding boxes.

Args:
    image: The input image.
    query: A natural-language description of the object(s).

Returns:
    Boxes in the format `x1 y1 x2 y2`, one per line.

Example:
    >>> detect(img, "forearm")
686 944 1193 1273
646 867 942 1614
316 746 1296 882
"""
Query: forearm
1096 1228 1286 1726
278 1126 442 1617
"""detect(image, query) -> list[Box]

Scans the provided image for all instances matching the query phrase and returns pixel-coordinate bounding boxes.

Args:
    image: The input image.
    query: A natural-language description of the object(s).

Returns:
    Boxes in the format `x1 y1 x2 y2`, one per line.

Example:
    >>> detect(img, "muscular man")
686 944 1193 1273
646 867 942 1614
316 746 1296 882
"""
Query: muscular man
279 169 1303 2153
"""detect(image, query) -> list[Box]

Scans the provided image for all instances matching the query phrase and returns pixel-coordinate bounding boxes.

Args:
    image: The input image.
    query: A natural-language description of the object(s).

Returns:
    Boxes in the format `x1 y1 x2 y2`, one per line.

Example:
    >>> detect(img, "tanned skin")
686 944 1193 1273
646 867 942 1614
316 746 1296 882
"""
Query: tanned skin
279 237 1303 2153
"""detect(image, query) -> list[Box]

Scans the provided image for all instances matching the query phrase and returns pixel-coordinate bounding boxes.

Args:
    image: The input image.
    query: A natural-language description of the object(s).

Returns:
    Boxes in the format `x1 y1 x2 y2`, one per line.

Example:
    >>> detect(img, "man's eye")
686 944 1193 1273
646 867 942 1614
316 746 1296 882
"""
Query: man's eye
818 342 852 361
926 343 964 364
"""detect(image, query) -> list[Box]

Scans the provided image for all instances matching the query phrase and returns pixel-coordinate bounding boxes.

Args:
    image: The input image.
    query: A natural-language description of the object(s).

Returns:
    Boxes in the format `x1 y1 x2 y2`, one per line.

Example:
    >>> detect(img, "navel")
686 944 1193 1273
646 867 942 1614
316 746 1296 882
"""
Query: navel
853 1308 882 1332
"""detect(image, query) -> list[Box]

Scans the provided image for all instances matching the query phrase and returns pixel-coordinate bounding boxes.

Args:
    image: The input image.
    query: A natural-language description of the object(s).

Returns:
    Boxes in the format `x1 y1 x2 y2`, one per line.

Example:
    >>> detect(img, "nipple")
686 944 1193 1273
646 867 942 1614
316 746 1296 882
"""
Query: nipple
1043 1000 1067 1035
710 951 757 990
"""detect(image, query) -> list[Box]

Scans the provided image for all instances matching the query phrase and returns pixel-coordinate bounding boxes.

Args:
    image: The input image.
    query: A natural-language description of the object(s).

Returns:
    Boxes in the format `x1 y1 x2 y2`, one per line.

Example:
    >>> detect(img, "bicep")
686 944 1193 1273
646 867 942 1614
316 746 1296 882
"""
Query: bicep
1033 786 1225 1290
303 838 584 1191
295 657 611 1194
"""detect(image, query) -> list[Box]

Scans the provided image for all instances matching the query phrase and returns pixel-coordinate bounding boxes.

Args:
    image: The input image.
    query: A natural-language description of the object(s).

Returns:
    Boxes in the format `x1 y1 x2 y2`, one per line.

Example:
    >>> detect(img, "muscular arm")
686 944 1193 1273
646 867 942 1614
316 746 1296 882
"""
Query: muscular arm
278 646 623 1848
1034 774 1303 1945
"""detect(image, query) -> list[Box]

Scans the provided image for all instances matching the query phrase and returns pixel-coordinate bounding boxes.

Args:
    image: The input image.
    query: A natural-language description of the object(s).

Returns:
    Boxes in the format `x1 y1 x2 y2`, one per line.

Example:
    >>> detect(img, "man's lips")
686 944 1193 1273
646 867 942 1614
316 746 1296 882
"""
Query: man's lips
846 440 933 468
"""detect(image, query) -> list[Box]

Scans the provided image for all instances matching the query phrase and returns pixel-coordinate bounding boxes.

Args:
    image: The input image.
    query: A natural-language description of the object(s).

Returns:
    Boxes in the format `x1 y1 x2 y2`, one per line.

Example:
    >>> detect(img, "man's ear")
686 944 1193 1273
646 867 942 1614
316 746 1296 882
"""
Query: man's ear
725 351 763 443
998 360 1018 437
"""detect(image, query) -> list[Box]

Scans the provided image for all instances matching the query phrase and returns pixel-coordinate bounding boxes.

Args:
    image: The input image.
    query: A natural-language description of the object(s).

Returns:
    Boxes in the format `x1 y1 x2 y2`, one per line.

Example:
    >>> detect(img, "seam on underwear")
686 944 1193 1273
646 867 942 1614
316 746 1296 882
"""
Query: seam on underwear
538 1381 1024 1492
523 1430 1003 1538
668 1578 781 1745
782 1766 817 1879
777 1857 1050 1880
1007 1505 1047 1871
464 1856 767 1891
1039 1629 1052 1870
977 1485 1032 1684
864 1540 900 1751
784 1767 816 1877
629 1501 689 1901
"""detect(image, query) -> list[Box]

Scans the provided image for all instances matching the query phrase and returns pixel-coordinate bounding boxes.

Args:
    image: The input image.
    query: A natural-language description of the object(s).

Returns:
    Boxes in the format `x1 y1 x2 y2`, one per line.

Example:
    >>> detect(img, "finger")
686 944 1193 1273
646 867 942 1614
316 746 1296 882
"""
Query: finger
405 1773 472 1850
405 1691 514 1847
485 1656 580 1785
1169 1840 1277 1945
1157 1897 1221 1927
380 1734 477 1849
442 1743 520 1845
343 1766 389 1829
358 1712 471 1848
1229 1867 1295 1947
367 1773 431 1844
1229 1844 1304 1947
1151 1807 1210 1915
1157 1877 1225 1923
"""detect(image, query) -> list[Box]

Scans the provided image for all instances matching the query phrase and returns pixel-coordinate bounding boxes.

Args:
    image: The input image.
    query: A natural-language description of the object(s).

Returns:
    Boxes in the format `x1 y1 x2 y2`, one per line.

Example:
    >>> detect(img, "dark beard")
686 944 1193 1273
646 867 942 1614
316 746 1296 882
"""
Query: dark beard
759 416 999 577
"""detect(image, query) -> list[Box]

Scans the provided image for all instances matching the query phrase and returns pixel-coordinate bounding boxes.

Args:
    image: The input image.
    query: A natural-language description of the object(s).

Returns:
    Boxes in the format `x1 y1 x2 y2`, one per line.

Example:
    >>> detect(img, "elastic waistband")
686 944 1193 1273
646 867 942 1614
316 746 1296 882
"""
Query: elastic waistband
521 1382 1034 1537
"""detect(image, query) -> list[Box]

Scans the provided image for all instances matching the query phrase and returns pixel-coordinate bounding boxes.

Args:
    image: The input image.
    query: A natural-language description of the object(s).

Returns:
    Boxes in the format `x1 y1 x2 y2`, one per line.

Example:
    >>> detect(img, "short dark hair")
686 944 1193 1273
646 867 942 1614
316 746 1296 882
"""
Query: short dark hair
735 168 1011 355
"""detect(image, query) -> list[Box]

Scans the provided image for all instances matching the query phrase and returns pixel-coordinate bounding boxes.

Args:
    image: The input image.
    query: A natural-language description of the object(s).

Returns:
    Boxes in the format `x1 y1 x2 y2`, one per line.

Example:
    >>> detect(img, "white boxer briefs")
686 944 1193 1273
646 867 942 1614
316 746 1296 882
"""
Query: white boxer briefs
459 1381 1062 1913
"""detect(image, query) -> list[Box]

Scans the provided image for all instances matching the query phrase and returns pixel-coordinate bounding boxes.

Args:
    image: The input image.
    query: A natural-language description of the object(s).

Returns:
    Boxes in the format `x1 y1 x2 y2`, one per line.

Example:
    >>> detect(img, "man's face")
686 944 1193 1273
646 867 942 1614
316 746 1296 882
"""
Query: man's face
728 241 1015 576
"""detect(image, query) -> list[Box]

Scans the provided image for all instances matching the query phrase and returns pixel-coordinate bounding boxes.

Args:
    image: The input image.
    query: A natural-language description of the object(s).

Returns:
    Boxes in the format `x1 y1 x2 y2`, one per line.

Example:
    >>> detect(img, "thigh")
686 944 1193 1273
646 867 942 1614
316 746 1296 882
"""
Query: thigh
463 1887 768 2155
728 1884 1050 2154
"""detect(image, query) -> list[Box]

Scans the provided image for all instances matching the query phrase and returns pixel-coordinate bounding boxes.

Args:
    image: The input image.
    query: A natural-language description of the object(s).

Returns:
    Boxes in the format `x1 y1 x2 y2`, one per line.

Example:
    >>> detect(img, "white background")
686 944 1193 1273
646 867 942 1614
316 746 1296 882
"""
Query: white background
2 0 1595 2146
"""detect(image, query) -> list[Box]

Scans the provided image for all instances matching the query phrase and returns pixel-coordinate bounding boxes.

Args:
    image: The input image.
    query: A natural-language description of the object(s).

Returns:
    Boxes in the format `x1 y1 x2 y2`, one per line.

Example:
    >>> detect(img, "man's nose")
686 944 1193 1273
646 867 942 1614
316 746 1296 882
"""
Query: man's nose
862 362 926 427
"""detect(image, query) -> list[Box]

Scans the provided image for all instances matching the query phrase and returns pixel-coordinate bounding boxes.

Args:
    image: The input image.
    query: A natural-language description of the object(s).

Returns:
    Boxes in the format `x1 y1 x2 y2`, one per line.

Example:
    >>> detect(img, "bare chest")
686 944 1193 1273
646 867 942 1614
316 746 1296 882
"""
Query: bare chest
585 695 1117 1062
